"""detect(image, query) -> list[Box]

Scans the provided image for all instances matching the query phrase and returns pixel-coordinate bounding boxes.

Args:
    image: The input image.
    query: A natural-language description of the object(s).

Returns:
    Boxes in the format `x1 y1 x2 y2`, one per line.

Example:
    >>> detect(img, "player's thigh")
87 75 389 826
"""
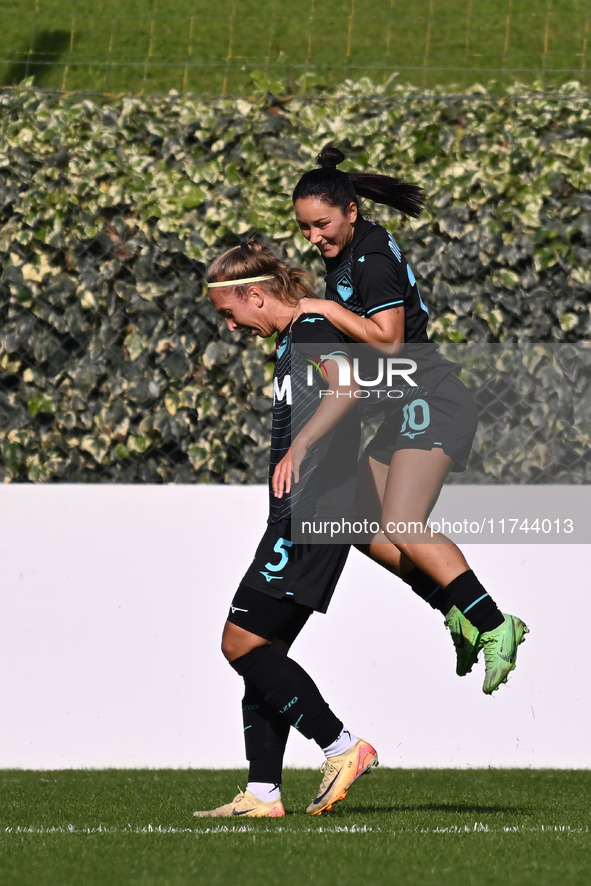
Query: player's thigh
382 447 453 525
357 452 389 522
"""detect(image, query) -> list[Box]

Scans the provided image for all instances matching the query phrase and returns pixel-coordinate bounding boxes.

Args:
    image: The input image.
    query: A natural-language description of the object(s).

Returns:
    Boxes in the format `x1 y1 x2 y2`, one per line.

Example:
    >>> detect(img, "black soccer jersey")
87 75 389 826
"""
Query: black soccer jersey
268 314 359 524
324 218 432 340
323 217 451 391
322 217 476 472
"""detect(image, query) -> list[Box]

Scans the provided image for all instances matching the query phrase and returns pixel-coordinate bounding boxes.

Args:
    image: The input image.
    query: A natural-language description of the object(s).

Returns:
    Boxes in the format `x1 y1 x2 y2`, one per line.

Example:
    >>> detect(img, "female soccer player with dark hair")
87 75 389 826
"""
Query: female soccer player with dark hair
288 144 528 695
193 240 377 818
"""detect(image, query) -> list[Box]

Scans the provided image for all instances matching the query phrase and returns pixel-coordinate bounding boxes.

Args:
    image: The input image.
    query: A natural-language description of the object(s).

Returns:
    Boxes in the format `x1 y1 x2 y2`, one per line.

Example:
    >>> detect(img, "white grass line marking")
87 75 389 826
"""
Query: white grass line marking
3 823 589 836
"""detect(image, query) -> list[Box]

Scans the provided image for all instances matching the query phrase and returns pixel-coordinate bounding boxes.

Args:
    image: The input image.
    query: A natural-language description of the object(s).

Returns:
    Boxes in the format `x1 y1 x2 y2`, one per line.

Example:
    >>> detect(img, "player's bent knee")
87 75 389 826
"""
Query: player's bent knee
382 512 429 547
221 621 269 662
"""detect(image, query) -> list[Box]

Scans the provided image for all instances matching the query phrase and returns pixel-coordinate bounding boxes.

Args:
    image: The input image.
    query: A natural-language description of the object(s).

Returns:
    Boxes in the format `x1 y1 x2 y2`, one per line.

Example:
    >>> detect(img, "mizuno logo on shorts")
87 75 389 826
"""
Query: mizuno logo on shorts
230 605 248 614
260 571 283 582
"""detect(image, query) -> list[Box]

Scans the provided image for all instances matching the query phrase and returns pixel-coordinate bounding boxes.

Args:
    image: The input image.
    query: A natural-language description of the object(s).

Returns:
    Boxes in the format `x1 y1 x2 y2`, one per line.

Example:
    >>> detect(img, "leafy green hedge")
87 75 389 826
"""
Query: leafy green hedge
0 80 589 482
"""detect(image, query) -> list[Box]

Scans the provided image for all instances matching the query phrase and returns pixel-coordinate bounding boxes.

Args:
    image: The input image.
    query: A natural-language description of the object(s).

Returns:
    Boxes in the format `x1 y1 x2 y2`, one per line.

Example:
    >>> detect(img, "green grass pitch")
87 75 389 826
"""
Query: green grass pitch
1 768 590 885
0 0 589 94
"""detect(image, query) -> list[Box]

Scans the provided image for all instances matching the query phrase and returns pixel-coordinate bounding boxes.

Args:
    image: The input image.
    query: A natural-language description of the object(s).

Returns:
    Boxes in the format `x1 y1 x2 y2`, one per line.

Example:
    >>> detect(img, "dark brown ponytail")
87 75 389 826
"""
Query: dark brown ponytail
293 143 424 218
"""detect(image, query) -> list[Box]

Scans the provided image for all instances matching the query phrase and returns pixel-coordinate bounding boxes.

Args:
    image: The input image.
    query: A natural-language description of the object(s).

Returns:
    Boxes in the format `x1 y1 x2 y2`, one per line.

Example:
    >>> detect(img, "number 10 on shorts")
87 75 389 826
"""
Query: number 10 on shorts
401 398 430 439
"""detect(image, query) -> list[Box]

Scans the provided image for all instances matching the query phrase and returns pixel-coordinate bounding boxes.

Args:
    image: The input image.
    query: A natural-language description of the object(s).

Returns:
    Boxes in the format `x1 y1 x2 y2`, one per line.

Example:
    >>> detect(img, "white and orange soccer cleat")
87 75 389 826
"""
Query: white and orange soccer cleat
193 789 285 818
306 738 378 816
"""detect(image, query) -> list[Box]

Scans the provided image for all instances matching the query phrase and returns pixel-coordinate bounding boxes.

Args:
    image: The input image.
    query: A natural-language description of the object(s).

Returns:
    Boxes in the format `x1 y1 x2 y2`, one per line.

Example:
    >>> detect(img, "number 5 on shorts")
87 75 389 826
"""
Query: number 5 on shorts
264 537 293 574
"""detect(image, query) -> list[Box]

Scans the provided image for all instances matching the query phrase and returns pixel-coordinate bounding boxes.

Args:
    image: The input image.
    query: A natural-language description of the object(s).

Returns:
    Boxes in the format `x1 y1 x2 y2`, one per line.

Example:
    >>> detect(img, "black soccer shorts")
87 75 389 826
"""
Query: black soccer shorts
235 518 350 614
364 373 478 471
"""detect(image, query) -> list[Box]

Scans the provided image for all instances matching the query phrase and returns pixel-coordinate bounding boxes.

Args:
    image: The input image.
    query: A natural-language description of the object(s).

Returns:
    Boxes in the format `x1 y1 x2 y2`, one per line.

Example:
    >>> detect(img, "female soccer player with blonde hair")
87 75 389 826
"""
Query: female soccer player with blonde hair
194 240 377 818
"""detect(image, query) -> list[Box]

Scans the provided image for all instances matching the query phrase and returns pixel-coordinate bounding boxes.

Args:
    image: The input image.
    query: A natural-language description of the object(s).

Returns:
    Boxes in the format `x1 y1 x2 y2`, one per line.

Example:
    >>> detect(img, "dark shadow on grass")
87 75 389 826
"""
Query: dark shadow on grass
339 802 534 815
2 30 71 87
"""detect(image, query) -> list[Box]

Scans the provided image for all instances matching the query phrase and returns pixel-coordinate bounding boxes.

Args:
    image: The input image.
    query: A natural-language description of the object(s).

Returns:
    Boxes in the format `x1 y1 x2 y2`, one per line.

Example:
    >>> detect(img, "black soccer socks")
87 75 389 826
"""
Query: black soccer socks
241 680 290 786
444 569 504 633
230 645 342 749
404 566 451 614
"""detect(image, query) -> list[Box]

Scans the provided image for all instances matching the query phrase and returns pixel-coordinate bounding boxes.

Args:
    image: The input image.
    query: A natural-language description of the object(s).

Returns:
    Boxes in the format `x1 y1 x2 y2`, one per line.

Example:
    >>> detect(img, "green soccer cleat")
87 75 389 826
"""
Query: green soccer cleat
444 605 481 676
479 613 530 695
306 738 378 816
193 789 285 818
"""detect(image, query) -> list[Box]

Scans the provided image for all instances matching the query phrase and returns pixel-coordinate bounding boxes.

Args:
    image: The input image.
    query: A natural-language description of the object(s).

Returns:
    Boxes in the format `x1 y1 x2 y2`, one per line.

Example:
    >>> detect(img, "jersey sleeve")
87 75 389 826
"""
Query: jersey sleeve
352 251 406 318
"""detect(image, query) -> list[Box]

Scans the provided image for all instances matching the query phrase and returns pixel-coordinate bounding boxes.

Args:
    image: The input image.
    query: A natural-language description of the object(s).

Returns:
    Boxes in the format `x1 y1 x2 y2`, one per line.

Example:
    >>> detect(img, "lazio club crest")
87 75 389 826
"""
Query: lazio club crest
337 273 353 301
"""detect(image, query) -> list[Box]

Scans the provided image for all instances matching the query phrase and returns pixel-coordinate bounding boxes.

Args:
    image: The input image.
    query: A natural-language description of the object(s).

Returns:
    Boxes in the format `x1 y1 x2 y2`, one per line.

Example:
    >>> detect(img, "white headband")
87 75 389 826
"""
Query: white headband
207 275 275 289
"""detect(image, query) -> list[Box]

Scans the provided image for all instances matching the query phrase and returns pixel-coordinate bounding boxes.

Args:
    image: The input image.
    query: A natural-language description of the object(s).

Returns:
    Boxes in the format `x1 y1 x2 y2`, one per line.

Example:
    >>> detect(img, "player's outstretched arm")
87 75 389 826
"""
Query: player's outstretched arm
272 356 357 498
295 298 405 354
